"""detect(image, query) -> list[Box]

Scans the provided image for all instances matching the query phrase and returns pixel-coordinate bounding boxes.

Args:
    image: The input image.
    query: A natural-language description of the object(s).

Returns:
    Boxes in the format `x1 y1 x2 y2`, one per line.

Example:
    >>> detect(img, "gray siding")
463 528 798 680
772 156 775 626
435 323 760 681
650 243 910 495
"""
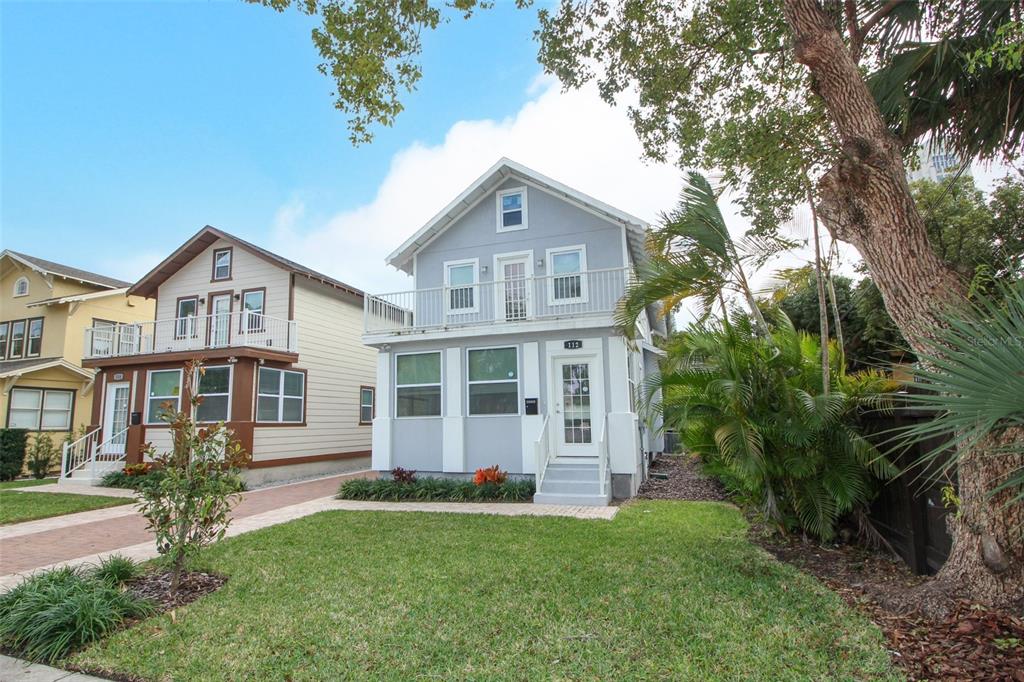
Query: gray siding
465 417 521 473
392 419 443 471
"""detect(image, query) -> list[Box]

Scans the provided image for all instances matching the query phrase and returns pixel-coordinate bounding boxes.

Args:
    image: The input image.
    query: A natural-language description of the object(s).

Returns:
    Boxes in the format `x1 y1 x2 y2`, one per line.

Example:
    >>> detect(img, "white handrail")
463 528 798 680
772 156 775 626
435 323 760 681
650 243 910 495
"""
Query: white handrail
533 415 551 492
598 416 610 498
61 427 100 479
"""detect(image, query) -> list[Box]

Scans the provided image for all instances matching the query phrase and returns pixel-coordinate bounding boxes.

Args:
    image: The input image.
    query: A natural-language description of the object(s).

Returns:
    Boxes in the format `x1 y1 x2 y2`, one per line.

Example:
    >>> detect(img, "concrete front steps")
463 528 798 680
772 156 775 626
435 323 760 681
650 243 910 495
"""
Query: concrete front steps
533 458 611 506
57 460 123 487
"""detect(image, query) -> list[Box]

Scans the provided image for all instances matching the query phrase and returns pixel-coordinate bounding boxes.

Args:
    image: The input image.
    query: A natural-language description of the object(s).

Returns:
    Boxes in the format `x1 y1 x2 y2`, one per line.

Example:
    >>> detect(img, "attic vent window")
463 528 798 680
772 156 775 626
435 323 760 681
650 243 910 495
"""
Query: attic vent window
13 277 29 297
497 188 527 232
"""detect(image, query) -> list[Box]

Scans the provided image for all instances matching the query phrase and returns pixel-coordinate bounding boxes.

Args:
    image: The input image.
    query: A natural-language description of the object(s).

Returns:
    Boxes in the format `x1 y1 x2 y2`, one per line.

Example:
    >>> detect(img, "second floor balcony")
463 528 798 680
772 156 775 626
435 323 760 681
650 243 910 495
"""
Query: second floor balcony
364 267 630 336
83 311 298 360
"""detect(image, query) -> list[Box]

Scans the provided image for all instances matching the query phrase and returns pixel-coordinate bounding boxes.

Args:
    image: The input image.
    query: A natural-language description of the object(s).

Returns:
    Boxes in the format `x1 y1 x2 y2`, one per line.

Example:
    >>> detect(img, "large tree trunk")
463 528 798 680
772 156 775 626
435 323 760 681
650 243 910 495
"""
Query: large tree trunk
783 0 1024 608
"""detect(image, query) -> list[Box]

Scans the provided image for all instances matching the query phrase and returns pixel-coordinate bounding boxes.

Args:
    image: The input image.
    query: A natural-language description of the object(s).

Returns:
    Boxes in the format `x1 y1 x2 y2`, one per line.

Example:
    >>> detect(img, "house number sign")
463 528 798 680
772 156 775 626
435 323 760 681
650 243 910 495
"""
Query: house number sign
563 340 583 350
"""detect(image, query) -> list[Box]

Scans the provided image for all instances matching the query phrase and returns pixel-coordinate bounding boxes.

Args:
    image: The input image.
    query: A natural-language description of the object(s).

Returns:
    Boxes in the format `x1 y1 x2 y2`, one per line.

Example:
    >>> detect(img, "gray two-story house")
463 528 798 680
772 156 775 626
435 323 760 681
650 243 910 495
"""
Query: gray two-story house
362 159 666 505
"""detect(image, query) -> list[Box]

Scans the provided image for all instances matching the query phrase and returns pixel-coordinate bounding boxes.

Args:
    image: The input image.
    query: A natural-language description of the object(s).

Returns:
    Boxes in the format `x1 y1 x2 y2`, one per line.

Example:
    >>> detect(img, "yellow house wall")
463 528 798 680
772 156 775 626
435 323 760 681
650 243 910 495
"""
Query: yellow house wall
0 366 93 445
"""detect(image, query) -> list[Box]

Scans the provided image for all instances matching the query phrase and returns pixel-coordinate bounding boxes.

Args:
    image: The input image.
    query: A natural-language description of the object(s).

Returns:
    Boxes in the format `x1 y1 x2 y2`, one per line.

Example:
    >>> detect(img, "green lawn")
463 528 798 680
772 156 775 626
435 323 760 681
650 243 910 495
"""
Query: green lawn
0 478 57 490
73 501 896 681
0 484 133 525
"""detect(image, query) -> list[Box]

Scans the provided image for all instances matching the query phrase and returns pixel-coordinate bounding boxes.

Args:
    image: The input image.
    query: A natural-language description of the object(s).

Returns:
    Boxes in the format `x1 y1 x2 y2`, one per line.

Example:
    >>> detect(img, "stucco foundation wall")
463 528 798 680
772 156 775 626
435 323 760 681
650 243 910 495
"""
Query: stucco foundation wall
465 417 521 473
391 418 442 471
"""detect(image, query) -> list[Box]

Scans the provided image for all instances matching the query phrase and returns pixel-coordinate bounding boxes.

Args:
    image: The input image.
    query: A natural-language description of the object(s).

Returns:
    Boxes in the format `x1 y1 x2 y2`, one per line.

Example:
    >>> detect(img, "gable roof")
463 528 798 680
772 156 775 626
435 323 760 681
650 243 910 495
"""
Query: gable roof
1 251 132 290
128 225 365 299
25 288 131 308
386 158 651 275
0 356 95 381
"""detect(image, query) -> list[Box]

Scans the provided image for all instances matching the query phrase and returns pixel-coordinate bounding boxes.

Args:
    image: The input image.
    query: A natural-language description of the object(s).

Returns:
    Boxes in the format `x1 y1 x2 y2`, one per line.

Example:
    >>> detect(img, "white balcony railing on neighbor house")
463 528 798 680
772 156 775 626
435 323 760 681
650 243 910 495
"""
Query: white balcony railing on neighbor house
83 311 298 359
364 267 631 334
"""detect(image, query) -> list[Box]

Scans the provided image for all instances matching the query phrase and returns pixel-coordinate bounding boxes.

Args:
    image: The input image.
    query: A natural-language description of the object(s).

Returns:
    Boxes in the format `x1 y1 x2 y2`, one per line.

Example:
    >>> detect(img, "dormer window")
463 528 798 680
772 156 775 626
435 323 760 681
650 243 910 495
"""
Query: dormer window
497 188 527 232
13 277 29 297
212 248 232 281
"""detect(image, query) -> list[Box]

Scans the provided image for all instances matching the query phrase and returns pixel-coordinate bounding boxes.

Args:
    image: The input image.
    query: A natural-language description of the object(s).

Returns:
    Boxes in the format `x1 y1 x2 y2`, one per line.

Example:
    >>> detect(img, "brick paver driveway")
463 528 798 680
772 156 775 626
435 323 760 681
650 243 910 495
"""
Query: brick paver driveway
0 473 366 576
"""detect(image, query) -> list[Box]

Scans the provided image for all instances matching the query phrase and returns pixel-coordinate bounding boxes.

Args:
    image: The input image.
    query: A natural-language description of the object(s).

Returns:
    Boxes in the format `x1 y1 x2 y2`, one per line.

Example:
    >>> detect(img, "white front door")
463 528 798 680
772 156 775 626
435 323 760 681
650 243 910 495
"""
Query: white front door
102 382 130 455
552 356 603 457
495 254 532 322
209 294 232 347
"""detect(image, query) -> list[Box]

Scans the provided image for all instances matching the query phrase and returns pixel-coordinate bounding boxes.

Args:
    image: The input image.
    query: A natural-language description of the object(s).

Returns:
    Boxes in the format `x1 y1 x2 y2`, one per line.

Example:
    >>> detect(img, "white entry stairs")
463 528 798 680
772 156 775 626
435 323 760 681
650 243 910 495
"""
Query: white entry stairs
58 426 128 487
534 458 611 506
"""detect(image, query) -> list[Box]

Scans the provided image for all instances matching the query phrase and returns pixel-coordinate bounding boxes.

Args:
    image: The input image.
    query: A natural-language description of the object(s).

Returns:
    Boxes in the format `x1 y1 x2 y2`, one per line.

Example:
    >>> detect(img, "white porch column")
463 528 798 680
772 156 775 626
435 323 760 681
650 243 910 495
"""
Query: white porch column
442 347 464 472
520 341 542 473
606 336 640 482
371 351 392 471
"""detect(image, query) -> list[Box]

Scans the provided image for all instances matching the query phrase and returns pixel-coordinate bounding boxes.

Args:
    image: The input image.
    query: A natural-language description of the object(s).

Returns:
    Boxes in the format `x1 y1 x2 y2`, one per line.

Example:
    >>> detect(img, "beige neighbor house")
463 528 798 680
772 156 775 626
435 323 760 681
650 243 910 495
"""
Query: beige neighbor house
0 250 154 453
68 226 376 486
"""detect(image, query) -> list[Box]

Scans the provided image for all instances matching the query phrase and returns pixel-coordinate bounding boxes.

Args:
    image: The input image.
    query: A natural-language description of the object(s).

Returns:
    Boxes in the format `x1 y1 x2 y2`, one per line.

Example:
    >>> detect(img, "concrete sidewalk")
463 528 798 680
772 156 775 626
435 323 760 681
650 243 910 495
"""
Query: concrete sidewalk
0 654 109 681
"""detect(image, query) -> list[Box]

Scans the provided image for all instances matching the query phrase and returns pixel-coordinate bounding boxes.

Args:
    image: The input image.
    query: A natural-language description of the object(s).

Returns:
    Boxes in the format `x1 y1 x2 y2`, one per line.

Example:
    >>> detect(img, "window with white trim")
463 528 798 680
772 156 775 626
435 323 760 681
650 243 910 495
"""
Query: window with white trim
0 322 8 360
359 386 375 424
445 260 478 313
175 297 199 338
547 246 588 304
13 277 29 297
195 365 232 422
395 352 441 417
467 347 519 415
146 369 182 424
26 318 43 357
256 367 305 423
213 248 232 280
497 188 527 231
8 320 26 358
7 388 73 431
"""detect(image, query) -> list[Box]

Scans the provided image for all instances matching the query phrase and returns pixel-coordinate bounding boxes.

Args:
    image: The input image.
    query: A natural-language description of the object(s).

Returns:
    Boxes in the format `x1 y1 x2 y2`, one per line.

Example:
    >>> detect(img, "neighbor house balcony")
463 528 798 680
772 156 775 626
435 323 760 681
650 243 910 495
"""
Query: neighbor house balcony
83 311 298 361
364 267 630 336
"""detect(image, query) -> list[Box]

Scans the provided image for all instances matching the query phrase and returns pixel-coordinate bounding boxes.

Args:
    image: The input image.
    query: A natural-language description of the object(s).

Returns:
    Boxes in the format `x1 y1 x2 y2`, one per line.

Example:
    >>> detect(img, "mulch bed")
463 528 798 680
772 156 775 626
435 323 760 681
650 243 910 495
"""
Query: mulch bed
126 570 226 611
638 454 1023 681
636 454 728 501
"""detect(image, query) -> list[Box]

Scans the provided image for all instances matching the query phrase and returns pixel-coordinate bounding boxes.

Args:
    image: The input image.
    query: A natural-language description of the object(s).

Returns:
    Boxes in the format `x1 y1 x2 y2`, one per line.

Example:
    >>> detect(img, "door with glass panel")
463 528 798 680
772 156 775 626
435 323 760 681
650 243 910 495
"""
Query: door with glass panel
495 255 531 322
102 382 130 455
552 357 603 457
208 294 232 348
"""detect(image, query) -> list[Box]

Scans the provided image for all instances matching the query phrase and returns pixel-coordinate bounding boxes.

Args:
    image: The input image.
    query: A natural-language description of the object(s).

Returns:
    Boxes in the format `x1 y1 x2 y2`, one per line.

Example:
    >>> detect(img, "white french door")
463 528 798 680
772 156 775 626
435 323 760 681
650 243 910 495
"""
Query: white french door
551 356 603 457
102 382 130 455
495 253 532 322
209 294 232 347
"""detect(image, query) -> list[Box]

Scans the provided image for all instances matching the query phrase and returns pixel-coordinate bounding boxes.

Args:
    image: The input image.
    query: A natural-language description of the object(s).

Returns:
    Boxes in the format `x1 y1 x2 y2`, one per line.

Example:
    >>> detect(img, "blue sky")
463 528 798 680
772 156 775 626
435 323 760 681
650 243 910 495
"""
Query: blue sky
2 0 562 288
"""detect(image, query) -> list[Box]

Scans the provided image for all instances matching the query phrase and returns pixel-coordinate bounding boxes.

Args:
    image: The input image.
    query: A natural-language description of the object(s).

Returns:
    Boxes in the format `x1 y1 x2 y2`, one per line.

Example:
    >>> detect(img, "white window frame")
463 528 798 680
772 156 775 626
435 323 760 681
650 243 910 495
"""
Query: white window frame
8 320 26 358
466 345 520 417
26 318 43 358
213 248 232 281
0 321 8 360
12 277 29 297
175 297 200 339
496 186 528 233
193 364 233 423
145 368 183 425
359 386 375 425
444 258 479 315
255 367 305 423
545 244 589 306
493 250 534 322
7 388 74 431
394 350 443 419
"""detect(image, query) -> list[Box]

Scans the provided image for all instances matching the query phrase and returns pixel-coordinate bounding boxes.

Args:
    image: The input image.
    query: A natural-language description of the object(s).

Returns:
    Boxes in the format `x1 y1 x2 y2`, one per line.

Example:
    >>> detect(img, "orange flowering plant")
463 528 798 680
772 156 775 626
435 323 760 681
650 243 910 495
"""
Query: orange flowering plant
473 465 507 486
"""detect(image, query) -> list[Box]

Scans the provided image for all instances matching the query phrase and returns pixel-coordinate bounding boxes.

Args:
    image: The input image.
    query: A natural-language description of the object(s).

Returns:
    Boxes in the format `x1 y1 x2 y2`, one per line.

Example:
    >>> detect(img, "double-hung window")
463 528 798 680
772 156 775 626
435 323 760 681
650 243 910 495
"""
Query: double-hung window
146 369 182 424
195 365 232 422
9 320 26 358
256 367 305 423
0 322 8 359
467 347 519 415
7 388 73 431
497 188 527 231
26 318 43 357
445 260 478 314
395 352 441 417
547 246 588 304
241 289 265 332
175 297 199 339
359 386 375 424
212 248 232 281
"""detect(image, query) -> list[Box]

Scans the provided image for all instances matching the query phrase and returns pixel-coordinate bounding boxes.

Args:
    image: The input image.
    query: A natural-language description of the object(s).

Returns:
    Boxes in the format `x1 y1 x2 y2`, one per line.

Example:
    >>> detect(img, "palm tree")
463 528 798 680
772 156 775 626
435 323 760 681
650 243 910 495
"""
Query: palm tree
616 172 794 340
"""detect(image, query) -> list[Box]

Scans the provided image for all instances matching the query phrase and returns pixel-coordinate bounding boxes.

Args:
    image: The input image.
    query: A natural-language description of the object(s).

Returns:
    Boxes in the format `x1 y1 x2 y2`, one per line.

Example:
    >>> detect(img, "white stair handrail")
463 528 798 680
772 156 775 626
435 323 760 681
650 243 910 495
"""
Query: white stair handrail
61 427 101 479
533 415 551 491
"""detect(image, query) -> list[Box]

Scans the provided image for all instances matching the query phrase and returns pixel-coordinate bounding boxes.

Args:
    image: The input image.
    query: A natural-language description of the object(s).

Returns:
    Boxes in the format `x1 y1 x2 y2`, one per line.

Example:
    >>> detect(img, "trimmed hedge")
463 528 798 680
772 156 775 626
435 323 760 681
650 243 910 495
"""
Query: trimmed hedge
0 429 29 481
338 477 534 502
99 468 166 491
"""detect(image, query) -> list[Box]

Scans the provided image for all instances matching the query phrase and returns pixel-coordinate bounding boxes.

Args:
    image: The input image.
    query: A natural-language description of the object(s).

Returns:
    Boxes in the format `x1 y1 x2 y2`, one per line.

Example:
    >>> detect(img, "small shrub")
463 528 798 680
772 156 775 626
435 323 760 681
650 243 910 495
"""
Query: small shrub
100 467 166 491
391 466 417 484
26 433 57 479
0 428 29 481
0 566 153 663
124 462 151 477
473 466 507 486
338 476 533 502
92 555 143 586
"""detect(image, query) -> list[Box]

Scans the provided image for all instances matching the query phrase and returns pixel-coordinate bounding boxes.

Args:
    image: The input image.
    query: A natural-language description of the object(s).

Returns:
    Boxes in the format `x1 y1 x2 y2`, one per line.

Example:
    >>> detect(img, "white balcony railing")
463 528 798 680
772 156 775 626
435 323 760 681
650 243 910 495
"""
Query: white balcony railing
84 311 298 359
364 267 630 334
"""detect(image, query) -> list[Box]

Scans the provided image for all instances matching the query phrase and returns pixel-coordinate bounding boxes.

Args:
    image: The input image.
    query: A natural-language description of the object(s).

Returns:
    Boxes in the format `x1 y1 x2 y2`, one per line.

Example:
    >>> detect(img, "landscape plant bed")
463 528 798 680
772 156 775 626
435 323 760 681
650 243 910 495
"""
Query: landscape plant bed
125 570 226 611
338 476 534 502
637 454 729 502
756 531 1024 681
